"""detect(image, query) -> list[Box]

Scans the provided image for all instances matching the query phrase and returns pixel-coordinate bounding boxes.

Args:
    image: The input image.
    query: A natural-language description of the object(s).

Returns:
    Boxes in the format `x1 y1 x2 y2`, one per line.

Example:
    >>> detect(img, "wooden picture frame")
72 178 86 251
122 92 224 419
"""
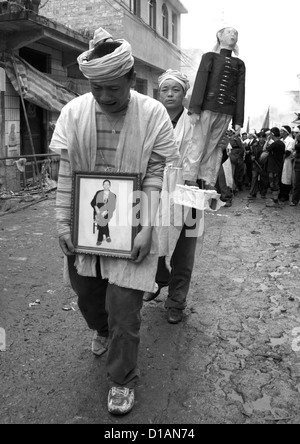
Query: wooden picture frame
71 172 141 259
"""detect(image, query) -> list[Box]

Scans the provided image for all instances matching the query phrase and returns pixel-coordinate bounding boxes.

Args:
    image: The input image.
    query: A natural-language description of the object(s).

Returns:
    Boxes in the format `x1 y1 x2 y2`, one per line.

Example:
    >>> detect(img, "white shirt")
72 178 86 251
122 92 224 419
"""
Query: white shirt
283 135 295 153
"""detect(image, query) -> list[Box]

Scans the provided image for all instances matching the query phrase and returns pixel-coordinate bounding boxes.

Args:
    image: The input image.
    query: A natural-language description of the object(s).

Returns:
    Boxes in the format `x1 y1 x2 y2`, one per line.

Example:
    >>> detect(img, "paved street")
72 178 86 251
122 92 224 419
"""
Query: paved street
0 190 300 424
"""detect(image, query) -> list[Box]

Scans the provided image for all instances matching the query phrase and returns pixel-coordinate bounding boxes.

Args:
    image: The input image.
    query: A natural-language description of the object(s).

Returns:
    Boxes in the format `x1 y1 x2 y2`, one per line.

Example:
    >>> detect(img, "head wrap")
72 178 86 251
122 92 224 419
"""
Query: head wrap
212 25 239 56
77 27 134 82
270 127 280 138
281 125 292 135
158 69 190 94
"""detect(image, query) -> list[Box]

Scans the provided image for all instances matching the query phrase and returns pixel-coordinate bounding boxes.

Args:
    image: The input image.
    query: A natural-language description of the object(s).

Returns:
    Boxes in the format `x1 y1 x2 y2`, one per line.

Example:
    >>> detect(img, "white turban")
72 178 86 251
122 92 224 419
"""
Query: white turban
158 69 190 94
77 27 134 82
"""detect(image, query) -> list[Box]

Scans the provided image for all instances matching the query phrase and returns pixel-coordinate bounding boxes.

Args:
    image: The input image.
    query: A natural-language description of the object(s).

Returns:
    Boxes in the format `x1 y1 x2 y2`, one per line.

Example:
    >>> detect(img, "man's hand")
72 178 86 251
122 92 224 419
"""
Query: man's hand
59 234 75 256
101 210 108 217
131 227 153 264
189 113 201 126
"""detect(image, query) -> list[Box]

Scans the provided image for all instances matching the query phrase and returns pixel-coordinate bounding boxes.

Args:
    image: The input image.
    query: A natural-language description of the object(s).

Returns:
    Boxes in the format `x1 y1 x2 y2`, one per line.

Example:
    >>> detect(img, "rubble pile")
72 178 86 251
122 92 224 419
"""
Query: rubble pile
0 178 57 214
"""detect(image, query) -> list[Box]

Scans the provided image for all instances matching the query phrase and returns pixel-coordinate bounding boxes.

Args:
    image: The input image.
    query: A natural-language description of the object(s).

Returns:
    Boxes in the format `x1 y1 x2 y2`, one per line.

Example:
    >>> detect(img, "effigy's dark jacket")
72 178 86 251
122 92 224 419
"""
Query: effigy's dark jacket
189 49 246 128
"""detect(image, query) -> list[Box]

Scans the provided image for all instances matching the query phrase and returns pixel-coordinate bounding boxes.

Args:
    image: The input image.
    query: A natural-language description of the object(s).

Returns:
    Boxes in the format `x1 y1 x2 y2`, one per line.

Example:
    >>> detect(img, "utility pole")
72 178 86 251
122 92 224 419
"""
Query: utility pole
0 67 5 158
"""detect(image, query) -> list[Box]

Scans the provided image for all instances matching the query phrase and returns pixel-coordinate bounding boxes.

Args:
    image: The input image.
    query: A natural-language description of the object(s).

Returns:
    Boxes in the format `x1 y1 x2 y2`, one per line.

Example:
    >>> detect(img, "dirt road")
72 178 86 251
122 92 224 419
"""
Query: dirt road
0 191 300 424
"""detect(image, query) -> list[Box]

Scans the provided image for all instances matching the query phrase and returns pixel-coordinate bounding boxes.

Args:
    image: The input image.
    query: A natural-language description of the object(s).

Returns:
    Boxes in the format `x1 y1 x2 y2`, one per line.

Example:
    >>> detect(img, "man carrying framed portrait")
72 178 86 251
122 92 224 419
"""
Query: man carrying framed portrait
50 27 179 416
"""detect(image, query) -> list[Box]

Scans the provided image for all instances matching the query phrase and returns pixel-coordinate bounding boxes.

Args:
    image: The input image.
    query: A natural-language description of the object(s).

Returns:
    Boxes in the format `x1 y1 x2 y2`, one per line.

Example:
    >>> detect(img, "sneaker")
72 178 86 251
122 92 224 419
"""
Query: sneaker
266 200 279 208
92 333 109 357
290 202 298 206
106 237 112 243
247 194 256 199
108 387 135 415
167 308 183 324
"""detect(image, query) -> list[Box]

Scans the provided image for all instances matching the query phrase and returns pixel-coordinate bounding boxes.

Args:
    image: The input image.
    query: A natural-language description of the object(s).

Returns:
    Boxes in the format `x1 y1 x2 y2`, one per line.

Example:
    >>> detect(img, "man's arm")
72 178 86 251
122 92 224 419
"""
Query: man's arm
188 53 212 116
107 193 117 219
131 186 160 264
56 149 75 256
232 60 246 130
90 192 98 209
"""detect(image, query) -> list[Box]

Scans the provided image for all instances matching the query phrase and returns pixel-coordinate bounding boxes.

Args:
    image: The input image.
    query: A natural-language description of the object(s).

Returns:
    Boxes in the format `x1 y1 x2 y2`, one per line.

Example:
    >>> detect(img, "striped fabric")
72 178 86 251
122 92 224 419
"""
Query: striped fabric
56 151 73 237
95 103 125 171
3 54 78 112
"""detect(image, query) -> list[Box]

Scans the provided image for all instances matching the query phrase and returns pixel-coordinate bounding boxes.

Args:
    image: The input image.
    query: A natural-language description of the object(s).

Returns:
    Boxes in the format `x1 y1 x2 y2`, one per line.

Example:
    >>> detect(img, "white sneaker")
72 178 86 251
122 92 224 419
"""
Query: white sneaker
108 387 135 415
91 333 109 357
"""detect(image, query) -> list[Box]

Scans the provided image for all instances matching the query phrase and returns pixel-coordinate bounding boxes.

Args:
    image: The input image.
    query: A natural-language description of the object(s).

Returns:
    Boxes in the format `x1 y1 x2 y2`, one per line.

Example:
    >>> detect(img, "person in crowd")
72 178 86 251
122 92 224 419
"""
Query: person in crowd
279 125 295 202
143 69 203 325
248 130 269 199
228 130 245 193
49 27 179 416
185 26 246 189
265 127 286 208
292 126 300 138
216 131 234 207
244 129 258 188
290 129 300 206
241 132 248 144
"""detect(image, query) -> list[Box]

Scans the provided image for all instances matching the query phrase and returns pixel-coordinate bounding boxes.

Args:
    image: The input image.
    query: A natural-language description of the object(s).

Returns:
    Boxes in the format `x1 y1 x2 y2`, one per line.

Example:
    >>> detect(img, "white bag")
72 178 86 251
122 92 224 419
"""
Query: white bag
173 185 225 211
281 158 293 185
222 157 234 189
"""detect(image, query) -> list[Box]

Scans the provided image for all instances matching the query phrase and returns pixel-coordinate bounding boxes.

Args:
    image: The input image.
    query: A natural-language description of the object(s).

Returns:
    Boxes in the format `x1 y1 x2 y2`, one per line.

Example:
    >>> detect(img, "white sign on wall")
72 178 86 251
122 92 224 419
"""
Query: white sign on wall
0 68 6 92
5 121 20 164
0 327 6 352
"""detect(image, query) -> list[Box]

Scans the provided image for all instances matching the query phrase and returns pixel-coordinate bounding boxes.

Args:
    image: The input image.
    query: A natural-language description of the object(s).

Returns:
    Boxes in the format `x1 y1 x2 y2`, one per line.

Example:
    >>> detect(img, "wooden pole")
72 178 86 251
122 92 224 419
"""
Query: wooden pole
11 55 45 198
0 90 5 157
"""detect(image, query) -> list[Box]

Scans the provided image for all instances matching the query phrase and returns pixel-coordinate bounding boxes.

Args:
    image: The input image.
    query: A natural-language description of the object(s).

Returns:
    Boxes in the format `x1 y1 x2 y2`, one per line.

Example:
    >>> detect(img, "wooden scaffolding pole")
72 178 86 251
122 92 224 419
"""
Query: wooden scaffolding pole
11 55 45 198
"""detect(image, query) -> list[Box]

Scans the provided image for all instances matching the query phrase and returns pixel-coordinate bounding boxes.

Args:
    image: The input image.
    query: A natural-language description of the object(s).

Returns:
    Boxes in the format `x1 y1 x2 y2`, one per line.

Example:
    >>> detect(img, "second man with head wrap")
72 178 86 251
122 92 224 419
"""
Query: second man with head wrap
144 69 204 326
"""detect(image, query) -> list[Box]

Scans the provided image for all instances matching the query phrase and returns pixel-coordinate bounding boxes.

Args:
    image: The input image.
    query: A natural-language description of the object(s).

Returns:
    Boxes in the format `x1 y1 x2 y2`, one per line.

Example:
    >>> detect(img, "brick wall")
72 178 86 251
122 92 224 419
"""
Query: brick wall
41 0 125 37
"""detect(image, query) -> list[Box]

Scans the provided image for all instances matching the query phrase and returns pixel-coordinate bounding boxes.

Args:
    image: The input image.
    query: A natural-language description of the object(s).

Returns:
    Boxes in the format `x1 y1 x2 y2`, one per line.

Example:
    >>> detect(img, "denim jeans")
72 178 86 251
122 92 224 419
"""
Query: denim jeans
292 170 300 204
156 209 201 311
269 172 280 201
216 163 233 203
68 256 143 389
250 166 269 197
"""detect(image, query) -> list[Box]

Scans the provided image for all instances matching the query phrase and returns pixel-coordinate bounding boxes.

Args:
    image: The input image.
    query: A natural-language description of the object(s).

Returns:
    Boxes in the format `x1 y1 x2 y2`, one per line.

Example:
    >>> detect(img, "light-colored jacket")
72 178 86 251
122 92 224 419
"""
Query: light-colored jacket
50 91 179 292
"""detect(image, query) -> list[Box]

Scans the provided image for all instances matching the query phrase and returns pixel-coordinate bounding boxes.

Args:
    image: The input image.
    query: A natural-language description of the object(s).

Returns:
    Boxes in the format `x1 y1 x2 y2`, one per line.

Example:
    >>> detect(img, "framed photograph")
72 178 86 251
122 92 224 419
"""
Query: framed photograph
71 172 141 259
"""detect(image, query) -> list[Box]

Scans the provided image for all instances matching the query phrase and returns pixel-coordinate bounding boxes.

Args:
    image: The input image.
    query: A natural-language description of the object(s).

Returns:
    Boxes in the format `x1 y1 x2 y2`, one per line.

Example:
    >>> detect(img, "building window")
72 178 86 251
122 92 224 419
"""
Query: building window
130 0 140 17
149 0 156 30
135 78 148 95
172 12 178 44
162 3 169 39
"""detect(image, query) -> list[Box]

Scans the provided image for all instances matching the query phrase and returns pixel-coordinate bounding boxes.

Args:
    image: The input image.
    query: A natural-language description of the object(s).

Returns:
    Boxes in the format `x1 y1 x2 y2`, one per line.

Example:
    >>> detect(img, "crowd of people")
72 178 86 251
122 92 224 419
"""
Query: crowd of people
216 125 300 208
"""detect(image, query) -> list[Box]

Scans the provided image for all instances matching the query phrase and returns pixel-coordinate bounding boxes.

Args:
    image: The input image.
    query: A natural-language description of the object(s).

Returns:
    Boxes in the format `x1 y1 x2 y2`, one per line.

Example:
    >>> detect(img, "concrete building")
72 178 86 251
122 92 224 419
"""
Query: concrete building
41 0 188 98
0 0 189 192
0 3 90 191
